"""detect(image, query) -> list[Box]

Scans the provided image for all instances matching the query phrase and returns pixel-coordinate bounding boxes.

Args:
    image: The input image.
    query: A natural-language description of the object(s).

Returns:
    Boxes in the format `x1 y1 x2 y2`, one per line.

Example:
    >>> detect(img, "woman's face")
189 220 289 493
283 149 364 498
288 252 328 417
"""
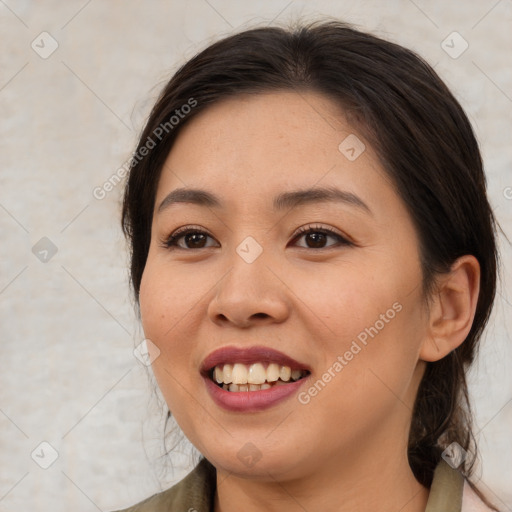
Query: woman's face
139 91 430 480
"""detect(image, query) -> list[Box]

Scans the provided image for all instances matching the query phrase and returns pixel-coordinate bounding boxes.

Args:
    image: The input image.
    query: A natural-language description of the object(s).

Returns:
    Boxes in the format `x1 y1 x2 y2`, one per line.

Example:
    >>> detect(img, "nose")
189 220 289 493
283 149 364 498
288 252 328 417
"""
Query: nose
207 244 291 329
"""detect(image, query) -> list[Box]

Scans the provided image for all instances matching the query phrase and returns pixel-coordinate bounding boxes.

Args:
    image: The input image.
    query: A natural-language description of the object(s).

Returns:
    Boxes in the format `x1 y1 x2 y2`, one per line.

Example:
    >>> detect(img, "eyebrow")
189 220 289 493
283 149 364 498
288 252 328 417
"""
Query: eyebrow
157 186 371 215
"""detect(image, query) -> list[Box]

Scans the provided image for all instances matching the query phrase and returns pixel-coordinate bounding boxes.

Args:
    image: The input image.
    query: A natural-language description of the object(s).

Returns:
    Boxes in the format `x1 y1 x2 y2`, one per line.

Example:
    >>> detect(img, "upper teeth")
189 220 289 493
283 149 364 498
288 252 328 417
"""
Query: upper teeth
213 363 305 385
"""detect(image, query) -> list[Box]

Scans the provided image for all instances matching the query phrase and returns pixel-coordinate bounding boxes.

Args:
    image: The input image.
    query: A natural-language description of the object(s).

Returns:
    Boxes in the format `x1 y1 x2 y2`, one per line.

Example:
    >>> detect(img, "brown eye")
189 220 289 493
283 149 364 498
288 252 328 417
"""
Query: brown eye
180 232 209 249
160 228 218 250
292 225 352 249
303 232 328 248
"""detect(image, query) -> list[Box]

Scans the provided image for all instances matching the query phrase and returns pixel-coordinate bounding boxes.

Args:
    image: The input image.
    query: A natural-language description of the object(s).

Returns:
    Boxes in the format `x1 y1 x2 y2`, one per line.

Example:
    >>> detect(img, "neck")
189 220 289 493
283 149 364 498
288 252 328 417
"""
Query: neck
213 427 430 512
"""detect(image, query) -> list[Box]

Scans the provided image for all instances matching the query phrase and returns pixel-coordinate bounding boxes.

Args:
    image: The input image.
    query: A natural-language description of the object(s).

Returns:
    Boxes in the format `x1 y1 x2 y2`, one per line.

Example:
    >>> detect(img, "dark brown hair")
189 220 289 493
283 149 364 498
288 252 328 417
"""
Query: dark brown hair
121 20 499 507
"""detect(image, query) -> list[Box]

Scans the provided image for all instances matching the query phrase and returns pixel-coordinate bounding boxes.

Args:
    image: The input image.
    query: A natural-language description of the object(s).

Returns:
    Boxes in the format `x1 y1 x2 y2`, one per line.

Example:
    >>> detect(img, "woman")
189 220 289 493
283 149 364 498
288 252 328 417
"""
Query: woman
113 20 500 512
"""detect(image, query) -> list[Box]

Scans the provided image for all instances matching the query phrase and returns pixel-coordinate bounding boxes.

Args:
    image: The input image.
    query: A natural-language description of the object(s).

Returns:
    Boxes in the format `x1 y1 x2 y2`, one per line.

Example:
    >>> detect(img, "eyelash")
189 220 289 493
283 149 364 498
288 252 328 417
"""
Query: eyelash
159 224 353 251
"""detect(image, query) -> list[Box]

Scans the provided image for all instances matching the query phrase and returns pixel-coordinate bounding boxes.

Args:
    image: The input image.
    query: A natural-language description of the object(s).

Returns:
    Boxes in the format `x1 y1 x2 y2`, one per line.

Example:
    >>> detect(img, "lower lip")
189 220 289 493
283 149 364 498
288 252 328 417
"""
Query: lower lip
203 375 309 412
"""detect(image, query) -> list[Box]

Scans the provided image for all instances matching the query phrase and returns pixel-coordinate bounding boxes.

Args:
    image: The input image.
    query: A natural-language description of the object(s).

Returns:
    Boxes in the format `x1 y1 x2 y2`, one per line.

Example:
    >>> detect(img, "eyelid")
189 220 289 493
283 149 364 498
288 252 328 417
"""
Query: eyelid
169 224 210 237
291 223 348 241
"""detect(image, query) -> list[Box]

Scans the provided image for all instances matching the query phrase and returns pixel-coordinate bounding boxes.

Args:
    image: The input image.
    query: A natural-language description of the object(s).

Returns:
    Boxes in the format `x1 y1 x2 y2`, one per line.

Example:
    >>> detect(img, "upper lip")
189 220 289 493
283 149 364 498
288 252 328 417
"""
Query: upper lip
200 345 312 376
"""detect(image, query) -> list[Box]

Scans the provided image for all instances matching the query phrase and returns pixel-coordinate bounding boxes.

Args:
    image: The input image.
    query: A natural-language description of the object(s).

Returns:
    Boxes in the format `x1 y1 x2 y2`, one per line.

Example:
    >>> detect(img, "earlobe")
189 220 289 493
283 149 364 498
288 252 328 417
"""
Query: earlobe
419 255 480 362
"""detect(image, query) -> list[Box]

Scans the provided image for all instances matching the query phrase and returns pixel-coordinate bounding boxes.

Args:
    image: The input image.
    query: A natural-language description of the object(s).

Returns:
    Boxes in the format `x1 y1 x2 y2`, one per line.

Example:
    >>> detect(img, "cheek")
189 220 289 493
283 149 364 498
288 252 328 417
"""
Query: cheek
139 261 213 444
139 261 189 387
290 258 425 394
139 268 167 344
286 259 405 340
138 256 210 398
139 258 203 343
139 267 185 403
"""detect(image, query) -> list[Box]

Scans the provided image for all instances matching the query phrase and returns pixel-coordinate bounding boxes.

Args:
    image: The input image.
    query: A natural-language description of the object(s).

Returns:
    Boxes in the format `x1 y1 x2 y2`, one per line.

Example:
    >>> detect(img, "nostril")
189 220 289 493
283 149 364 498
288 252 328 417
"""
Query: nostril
252 313 269 319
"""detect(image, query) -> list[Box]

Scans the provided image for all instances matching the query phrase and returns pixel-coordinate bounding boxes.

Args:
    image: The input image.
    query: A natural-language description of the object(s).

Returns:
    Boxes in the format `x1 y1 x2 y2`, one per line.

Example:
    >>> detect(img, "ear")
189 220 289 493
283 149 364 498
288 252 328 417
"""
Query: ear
419 255 480 362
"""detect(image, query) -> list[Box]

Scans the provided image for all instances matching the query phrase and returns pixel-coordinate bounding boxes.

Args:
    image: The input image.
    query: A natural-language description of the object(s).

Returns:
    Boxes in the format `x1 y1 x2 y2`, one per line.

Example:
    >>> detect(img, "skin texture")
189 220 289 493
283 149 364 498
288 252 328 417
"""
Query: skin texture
139 91 480 512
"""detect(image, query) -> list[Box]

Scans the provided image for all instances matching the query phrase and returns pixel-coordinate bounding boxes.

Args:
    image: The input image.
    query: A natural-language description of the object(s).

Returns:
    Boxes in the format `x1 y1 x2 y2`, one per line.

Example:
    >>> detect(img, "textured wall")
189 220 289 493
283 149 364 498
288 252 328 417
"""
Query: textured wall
0 1 511 510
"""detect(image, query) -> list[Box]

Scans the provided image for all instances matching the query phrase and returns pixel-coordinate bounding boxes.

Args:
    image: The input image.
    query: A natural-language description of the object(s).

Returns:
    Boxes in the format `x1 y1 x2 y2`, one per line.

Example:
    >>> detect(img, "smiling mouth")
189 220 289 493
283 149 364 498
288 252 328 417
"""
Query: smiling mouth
208 362 310 392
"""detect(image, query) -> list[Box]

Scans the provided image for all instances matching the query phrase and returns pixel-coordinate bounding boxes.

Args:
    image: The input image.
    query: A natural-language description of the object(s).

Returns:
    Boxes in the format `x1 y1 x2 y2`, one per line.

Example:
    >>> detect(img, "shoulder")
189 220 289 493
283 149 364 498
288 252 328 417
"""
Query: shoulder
109 457 216 512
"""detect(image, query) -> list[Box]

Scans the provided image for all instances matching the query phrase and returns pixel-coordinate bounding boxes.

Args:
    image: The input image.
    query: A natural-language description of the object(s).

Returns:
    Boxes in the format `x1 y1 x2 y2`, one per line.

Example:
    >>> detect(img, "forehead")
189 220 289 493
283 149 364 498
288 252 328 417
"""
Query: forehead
155 91 389 213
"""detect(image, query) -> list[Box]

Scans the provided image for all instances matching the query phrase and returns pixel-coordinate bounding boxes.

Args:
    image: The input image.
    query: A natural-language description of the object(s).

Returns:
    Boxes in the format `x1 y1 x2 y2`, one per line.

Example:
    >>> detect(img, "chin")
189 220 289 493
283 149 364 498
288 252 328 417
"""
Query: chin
205 440 307 481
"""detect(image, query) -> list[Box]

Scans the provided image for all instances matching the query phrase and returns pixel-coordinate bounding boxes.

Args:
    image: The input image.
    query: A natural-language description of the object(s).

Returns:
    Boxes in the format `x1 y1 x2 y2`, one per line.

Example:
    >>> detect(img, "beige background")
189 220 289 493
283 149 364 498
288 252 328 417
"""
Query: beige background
0 1 511 510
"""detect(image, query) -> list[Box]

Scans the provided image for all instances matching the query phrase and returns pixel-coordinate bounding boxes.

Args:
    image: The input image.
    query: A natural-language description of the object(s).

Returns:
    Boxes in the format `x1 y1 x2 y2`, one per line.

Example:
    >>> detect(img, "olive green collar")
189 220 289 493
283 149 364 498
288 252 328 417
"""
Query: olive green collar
425 458 464 512
113 456 464 512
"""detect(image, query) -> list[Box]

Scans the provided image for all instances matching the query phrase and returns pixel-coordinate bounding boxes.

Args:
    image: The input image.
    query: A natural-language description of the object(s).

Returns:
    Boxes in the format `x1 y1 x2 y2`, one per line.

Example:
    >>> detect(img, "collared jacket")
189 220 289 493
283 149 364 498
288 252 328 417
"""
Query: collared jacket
111 457 494 512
